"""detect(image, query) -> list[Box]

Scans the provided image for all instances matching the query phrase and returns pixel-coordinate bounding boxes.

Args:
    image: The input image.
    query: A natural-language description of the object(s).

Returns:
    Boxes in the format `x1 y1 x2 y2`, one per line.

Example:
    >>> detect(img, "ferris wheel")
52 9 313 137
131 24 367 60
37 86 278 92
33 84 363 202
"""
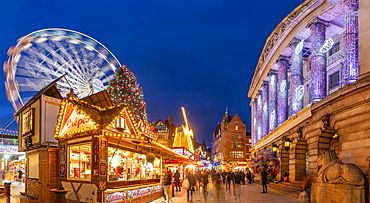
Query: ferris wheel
4 28 120 112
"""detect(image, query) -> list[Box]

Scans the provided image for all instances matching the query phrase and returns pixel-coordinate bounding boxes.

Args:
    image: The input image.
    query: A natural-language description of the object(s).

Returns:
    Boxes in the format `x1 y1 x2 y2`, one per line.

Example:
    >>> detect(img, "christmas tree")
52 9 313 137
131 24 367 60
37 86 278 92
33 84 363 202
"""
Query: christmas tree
107 65 147 122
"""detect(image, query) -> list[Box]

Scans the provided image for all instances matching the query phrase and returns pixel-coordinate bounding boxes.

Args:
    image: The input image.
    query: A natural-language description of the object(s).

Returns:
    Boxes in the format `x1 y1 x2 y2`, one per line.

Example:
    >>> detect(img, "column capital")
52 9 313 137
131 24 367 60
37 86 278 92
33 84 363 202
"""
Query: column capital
288 37 304 47
306 17 330 28
269 70 278 75
277 55 290 63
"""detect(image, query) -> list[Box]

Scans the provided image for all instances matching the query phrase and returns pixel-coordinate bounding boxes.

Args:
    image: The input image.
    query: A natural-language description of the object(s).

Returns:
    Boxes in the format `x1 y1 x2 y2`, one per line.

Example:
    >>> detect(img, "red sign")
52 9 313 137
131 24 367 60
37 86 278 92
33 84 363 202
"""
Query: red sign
138 121 158 140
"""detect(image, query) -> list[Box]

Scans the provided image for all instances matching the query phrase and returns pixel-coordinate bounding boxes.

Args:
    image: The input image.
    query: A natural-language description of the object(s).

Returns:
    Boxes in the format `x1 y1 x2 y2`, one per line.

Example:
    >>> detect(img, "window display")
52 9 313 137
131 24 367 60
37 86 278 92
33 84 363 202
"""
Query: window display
107 147 160 181
68 143 91 179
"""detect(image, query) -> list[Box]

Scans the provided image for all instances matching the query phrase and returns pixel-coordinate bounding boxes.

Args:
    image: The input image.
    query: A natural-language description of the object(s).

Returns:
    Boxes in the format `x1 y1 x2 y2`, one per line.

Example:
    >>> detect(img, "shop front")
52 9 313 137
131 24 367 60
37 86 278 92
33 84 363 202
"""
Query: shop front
54 97 188 203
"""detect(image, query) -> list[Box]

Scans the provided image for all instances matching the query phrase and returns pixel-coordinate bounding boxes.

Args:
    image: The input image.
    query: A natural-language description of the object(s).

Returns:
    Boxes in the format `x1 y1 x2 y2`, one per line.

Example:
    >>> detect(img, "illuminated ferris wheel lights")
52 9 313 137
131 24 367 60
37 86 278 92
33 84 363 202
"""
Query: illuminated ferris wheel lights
51 36 64 41
99 52 107 60
68 39 80 44
35 37 47 43
14 54 21 63
109 63 116 71
85 45 95 51
23 43 32 50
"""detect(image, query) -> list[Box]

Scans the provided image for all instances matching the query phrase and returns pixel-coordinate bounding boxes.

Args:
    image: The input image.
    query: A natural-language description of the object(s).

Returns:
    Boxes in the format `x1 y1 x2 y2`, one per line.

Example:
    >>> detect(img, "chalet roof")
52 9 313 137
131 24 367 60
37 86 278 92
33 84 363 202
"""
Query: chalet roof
15 74 64 116
82 90 113 108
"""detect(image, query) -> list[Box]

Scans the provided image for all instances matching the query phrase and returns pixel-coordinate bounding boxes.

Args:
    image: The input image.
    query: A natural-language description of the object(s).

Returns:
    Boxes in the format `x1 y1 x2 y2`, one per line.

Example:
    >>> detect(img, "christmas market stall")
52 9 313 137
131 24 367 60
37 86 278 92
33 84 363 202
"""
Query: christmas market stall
54 96 189 203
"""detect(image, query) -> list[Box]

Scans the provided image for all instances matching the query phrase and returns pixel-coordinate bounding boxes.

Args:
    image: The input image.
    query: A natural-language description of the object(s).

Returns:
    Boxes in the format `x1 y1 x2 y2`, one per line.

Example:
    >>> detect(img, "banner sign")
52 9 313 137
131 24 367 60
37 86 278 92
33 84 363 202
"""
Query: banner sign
60 109 94 136
138 121 158 140
154 185 162 192
127 186 153 199
105 191 126 203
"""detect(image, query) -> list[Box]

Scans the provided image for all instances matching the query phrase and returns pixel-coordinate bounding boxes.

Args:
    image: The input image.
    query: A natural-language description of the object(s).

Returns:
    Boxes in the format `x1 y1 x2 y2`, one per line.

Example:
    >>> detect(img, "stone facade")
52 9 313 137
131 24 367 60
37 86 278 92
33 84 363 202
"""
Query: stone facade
248 0 370 201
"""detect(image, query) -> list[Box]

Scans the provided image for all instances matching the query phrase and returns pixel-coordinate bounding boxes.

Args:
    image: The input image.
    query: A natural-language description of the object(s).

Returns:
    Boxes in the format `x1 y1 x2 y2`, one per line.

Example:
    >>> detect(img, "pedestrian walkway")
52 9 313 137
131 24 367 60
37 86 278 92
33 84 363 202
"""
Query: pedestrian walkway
0 182 24 203
150 183 301 203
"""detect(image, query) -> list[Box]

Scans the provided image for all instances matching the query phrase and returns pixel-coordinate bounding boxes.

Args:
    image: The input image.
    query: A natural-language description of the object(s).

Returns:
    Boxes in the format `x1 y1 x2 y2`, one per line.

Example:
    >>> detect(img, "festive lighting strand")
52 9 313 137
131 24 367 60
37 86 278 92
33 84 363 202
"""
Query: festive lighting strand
343 7 359 85
310 22 327 102
253 100 258 146
268 73 277 132
290 39 304 115
256 93 262 142
277 58 288 125
262 84 269 138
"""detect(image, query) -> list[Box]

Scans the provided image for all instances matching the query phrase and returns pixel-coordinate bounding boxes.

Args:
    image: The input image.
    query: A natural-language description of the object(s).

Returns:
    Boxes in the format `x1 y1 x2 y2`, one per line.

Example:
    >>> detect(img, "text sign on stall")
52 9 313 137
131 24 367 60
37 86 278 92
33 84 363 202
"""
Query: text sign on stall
60 109 94 136
138 121 158 140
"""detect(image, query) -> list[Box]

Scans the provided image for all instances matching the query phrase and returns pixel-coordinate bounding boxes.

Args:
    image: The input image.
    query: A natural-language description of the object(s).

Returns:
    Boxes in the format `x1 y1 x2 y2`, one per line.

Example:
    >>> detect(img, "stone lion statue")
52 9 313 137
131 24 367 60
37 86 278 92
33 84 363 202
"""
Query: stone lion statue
317 150 365 185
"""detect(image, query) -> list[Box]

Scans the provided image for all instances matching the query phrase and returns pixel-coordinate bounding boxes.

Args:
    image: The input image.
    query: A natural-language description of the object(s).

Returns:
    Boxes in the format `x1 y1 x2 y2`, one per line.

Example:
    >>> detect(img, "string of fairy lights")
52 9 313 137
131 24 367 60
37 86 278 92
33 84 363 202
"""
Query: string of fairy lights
252 0 359 147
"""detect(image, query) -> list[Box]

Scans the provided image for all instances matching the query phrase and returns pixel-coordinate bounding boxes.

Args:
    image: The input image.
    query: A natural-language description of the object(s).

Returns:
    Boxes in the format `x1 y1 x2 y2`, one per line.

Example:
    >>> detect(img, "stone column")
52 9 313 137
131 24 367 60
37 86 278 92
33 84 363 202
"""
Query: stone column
277 56 289 125
253 99 258 146
290 38 304 115
262 82 269 137
309 19 327 102
257 92 262 142
343 0 359 85
269 71 277 132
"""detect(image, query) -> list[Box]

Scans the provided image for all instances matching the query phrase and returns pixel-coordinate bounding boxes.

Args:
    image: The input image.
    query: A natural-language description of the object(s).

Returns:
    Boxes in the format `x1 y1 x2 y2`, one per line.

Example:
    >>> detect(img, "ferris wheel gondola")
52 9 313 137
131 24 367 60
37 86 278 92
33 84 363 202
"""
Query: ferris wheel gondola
4 28 121 112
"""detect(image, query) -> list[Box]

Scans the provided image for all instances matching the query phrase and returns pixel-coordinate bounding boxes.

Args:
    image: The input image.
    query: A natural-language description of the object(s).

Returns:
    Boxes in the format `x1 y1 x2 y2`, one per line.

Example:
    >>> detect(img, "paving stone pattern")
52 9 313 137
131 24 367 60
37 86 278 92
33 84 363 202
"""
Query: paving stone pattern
150 183 301 203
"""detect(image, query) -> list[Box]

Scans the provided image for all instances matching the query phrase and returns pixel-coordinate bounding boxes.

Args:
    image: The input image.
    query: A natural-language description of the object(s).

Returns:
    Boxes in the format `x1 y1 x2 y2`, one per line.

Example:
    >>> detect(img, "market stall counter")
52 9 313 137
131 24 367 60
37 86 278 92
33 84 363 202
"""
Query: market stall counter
54 95 189 203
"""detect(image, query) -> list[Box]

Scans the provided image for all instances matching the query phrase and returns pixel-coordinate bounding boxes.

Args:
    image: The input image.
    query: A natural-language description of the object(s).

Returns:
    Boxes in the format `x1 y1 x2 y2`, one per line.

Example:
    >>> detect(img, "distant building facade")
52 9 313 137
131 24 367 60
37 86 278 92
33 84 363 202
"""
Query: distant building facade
212 109 247 166
154 114 176 147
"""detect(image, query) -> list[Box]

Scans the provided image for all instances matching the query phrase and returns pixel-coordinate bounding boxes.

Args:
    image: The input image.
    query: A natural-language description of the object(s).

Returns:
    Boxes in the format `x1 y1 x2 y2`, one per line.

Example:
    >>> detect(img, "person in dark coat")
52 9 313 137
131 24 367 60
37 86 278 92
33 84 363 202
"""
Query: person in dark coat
163 167 173 202
241 170 245 185
234 171 242 199
226 169 234 193
247 170 252 184
200 170 209 201
174 170 181 192
186 169 197 202
221 170 226 184
261 168 268 193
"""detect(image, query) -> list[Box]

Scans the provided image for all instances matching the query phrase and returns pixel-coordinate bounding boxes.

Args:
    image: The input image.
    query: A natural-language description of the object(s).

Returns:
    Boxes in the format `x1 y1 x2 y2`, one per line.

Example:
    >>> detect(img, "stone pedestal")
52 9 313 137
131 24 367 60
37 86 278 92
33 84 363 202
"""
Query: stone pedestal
311 182 365 203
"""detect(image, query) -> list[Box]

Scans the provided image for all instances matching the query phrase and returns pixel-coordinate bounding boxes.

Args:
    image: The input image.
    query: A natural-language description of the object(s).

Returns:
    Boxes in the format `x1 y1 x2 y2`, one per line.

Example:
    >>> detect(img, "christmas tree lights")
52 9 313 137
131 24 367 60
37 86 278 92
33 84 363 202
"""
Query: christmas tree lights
107 65 147 122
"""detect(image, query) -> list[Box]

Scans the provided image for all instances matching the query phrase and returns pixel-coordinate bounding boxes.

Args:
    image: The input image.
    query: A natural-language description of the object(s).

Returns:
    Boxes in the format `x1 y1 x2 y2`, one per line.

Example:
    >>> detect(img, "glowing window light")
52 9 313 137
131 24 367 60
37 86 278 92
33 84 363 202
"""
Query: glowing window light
320 38 334 53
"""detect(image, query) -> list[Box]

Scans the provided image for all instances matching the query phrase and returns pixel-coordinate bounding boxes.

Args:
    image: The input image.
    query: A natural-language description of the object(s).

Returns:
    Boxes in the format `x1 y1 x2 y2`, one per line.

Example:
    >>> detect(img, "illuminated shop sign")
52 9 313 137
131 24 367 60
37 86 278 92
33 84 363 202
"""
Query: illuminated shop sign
138 121 158 140
60 109 94 136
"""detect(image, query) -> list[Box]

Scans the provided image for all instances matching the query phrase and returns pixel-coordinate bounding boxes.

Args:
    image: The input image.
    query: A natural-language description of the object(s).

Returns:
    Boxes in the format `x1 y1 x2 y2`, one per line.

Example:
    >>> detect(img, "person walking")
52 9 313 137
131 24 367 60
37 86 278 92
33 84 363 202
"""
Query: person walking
234 171 241 200
225 169 231 193
160 171 167 202
221 170 226 185
261 168 268 193
163 167 173 203
247 170 252 184
173 170 181 192
200 170 209 201
241 170 245 185
185 169 197 202
213 170 222 200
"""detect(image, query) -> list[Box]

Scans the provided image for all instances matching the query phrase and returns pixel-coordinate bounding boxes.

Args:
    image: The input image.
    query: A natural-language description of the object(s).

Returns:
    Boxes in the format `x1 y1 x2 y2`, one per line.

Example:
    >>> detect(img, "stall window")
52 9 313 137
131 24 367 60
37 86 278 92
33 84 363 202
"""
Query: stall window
23 108 35 134
68 143 91 179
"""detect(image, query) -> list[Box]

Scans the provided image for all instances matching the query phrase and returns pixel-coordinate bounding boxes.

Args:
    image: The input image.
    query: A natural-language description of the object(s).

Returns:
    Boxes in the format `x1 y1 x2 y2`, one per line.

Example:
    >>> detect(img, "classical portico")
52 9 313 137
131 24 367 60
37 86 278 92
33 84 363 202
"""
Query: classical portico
249 0 367 185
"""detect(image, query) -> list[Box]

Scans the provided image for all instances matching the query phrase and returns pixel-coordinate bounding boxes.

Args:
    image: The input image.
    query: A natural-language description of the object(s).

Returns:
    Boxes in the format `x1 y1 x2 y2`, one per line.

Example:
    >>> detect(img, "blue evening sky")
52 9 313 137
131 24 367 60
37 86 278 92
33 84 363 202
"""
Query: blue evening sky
0 0 301 146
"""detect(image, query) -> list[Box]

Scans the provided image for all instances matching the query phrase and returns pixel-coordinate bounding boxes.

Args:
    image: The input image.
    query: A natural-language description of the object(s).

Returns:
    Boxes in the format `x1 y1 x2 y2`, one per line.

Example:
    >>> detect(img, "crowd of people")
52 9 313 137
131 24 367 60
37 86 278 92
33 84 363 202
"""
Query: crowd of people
160 167 258 203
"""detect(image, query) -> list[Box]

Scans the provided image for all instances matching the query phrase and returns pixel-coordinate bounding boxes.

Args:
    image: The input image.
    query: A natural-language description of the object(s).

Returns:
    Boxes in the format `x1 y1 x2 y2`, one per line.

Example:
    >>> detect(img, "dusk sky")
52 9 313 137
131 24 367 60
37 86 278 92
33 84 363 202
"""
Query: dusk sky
0 0 301 146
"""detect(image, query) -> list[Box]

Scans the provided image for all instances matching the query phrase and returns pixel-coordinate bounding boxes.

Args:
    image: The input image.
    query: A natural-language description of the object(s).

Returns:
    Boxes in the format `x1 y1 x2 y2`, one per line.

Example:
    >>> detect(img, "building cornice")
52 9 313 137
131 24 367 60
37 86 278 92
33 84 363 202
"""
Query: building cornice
248 0 329 102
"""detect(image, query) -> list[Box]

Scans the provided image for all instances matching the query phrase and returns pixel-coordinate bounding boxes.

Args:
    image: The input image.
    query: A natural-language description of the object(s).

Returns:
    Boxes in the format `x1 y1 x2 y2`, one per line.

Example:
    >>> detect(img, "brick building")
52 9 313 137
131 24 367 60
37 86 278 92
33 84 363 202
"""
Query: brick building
153 114 176 147
212 109 247 166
